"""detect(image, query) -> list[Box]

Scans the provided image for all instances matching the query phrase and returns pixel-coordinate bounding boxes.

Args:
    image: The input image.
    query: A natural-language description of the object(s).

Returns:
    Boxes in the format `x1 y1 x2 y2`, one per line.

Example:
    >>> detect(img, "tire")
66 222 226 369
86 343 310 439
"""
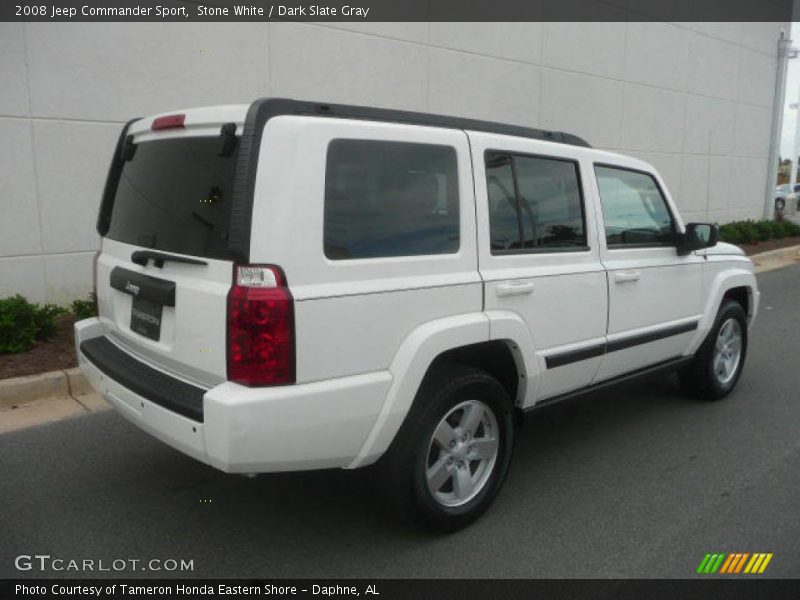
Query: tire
376 362 515 533
679 299 748 401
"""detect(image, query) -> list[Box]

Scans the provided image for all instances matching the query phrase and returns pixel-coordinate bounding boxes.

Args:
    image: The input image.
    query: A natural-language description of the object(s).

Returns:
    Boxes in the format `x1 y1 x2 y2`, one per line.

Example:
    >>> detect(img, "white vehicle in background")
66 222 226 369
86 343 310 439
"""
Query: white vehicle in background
775 183 799 215
76 99 759 531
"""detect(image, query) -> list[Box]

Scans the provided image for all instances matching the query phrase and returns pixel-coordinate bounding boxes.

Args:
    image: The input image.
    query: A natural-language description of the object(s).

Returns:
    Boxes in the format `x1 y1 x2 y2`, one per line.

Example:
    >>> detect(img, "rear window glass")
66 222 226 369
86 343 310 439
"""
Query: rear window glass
106 137 239 260
324 139 460 260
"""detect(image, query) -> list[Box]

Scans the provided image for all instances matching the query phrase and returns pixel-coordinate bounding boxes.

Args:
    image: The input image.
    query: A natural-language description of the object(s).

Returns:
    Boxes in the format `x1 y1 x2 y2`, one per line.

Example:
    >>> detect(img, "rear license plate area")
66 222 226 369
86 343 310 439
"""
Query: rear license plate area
130 297 163 341
110 266 175 342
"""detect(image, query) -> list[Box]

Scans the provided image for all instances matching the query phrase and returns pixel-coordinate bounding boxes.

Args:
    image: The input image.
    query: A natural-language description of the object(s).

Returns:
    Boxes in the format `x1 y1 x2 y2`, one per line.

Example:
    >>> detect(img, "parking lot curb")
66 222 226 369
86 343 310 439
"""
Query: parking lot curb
0 370 70 410
0 367 95 408
751 244 800 274
0 367 93 410
0 368 107 433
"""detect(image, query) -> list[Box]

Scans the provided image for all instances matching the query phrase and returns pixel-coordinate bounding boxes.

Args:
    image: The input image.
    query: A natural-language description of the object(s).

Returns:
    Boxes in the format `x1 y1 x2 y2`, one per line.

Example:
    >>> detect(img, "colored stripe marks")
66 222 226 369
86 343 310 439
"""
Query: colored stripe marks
696 553 773 574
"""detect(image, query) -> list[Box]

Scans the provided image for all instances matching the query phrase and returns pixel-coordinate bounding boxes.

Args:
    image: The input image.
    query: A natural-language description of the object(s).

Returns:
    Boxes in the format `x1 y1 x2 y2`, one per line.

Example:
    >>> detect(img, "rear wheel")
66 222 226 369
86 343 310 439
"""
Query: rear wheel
377 363 514 532
679 299 748 400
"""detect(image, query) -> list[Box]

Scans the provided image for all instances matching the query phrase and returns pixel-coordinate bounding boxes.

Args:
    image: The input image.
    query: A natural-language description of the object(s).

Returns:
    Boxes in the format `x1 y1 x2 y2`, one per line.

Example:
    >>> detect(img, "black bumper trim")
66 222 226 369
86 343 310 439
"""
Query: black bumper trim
80 336 205 422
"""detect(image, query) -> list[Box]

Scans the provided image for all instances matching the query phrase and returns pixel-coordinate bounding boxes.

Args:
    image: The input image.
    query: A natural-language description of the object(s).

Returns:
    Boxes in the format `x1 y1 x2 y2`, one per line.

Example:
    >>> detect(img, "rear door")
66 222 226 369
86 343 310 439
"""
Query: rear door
95 107 247 388
470 132 608 403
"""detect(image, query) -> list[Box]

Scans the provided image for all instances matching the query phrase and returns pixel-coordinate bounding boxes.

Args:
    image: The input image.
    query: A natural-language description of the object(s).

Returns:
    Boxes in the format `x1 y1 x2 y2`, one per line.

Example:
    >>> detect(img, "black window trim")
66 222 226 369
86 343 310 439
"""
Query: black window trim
322 137 462 261
593 161 680 251
485 149 590 256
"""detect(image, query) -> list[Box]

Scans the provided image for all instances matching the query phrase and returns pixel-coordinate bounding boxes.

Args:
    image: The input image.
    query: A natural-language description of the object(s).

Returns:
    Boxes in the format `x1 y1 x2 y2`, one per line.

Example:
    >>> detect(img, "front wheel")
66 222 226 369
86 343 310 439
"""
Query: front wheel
377 363 514 532
679 299 748 400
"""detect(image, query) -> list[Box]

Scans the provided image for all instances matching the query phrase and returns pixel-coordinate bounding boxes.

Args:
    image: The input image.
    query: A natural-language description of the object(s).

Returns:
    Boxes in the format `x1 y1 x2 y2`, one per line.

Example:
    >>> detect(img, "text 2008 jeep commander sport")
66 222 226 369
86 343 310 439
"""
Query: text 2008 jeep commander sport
76 98 759 531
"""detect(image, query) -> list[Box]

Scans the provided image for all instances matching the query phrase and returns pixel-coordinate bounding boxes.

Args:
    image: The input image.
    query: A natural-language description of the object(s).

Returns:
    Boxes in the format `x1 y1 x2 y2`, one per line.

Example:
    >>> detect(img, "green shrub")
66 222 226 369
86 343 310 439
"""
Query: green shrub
764 220 781 239
0 295 39 353
719 221 754 244
753 220 772 242
33 303 66 340
0 295 67 354
718 223 740 245
778 220 800 237
718 219 800 246
71 293 97 320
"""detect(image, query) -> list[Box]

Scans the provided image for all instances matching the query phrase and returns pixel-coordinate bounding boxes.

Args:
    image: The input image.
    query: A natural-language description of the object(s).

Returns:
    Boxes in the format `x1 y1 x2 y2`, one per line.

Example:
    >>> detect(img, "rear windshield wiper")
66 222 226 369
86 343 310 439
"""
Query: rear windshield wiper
131 250 208 268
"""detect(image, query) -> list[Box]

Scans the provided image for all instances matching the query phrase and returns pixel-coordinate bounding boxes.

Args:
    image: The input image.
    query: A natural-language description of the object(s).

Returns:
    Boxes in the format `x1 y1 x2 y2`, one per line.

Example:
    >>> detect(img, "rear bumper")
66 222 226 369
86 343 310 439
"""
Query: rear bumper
75 319 391 473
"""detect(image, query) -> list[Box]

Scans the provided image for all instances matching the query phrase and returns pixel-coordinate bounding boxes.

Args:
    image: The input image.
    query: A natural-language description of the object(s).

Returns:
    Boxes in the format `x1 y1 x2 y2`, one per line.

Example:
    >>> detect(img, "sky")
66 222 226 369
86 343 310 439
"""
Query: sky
779 22 800 158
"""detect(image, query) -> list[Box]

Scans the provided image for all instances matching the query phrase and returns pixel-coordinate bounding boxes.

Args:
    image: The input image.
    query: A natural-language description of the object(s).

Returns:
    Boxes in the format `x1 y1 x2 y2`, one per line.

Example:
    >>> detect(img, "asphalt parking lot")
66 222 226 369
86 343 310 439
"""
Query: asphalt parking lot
1 266 799 579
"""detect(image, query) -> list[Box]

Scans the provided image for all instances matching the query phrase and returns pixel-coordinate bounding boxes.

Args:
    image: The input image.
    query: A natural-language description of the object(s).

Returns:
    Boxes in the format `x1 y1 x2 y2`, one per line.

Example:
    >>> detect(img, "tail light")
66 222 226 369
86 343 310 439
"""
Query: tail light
227 264 295 386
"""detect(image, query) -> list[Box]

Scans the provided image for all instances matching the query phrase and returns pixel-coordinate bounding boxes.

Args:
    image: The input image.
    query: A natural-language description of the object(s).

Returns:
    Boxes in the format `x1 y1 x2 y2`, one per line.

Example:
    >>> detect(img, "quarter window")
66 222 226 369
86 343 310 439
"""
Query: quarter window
594 166 675 247
485 152 587 253
324 140 459 260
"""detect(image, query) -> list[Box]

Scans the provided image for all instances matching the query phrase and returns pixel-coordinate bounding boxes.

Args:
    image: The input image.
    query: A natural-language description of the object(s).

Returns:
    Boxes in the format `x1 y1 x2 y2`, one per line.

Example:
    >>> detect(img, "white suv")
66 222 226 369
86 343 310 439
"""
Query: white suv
76 99 759 531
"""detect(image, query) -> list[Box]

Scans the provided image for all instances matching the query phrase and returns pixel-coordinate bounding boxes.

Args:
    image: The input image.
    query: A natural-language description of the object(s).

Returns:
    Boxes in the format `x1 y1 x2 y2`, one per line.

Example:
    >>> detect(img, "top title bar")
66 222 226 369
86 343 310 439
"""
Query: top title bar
1 0 794 22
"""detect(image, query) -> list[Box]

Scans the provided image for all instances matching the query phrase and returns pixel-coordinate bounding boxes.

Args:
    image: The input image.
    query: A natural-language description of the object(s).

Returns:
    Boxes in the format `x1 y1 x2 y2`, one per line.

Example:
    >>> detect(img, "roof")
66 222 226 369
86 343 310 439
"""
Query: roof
243 98 591 148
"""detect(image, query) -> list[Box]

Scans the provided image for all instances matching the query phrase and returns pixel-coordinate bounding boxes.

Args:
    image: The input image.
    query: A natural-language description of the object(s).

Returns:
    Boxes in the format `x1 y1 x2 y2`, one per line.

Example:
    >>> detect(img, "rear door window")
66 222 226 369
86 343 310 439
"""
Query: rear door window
324 139 460 260
106 137 239 260
485 151 587 253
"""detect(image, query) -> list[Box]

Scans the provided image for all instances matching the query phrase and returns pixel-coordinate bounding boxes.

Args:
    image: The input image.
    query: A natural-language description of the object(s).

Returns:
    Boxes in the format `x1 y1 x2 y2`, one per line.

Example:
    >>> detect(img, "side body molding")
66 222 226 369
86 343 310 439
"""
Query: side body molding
347 313 490 468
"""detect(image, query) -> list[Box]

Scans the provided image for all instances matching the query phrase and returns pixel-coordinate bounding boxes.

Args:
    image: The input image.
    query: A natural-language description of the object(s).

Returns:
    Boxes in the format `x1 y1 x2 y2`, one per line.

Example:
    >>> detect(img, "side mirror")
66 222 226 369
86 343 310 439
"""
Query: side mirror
677 222 718 256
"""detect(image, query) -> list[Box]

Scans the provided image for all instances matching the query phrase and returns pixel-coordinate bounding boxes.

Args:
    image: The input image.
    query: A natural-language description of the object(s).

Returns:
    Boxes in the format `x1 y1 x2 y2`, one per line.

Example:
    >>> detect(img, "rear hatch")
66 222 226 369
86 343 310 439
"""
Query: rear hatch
95 106 248 388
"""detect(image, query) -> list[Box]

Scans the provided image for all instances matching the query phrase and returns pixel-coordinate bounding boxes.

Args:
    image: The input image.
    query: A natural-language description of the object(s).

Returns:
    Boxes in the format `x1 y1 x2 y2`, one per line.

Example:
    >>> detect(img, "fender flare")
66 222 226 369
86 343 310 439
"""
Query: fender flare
346 310 546 468
346 313 490 468
686 266 758 355
484 310 542 409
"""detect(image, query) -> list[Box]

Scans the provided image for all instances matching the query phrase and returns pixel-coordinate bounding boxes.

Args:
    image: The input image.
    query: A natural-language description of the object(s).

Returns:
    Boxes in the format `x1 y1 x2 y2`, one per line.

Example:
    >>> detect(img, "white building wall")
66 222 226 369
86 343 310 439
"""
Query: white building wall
0 19 788 304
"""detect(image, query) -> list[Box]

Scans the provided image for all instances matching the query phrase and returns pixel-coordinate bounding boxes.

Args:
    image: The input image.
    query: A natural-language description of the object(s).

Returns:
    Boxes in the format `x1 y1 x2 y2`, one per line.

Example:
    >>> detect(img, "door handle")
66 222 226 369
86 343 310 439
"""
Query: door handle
613 270 641 283
496 282 534 297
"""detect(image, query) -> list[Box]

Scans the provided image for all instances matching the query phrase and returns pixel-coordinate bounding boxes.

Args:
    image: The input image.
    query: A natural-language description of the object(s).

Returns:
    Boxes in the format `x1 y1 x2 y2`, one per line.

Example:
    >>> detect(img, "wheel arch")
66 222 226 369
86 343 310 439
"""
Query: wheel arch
431 340 525 408
721 285 752 320
687 267 758 355
347 312 534 469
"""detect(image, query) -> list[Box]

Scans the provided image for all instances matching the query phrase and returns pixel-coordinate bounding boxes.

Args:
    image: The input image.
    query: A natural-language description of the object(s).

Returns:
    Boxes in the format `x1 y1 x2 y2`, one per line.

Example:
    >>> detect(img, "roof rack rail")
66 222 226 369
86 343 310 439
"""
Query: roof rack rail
227 98 591 260
250 97 590 148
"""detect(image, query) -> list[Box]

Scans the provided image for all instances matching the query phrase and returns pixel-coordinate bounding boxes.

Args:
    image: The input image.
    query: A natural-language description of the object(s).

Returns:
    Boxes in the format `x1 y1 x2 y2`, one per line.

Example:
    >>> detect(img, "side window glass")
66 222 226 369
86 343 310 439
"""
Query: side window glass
594 166 675 247
486 153 521 251
324 140 459 259
514 156 586 248
485 152 587 253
